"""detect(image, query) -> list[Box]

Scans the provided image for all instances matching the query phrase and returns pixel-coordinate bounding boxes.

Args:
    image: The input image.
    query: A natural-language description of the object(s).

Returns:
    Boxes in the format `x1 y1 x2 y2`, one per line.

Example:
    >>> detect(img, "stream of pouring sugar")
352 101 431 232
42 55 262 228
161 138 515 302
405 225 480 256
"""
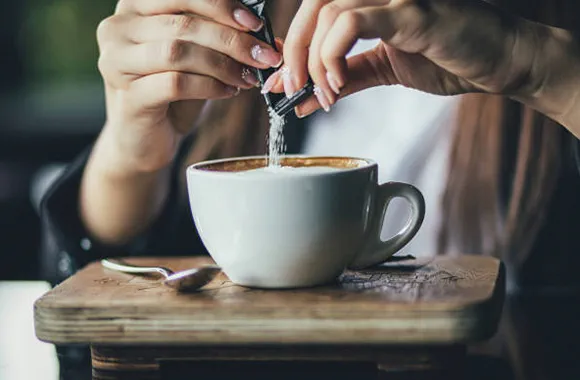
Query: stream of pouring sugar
267 107 286 167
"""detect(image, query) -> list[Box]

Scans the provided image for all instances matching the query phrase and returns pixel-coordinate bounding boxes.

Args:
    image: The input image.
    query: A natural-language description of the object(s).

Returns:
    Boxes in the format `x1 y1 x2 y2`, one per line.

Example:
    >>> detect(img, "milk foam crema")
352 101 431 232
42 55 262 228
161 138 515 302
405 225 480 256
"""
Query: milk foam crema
237 166 345 177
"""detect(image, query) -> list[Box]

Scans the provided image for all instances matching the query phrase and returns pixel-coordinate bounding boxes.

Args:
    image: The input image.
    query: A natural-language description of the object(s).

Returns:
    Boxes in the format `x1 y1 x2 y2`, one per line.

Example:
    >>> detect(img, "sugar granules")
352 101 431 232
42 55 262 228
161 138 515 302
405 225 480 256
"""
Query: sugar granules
267 107 286 167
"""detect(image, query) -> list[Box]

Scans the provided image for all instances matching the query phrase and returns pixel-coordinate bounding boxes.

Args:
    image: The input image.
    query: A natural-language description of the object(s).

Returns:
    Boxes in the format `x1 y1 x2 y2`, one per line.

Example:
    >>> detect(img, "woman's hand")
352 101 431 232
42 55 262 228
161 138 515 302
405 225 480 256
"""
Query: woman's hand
267 0 575 120
96 0 283 173
81 0 285 245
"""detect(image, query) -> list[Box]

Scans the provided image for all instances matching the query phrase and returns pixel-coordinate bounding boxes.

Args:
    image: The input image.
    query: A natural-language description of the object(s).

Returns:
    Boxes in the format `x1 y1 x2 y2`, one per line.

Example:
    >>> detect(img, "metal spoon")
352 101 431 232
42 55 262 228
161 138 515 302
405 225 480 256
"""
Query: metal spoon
101 258 221 291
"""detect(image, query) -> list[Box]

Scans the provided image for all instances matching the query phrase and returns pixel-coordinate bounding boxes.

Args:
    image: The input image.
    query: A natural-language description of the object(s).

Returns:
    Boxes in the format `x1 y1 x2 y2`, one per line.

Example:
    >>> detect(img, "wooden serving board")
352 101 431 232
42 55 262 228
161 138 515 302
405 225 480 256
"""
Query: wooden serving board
34 255 504 346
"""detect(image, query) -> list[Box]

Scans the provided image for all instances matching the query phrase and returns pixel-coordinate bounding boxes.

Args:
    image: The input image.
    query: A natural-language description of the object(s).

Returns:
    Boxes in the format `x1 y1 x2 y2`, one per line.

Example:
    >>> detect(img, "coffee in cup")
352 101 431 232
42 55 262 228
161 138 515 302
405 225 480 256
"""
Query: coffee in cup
186 155 425 289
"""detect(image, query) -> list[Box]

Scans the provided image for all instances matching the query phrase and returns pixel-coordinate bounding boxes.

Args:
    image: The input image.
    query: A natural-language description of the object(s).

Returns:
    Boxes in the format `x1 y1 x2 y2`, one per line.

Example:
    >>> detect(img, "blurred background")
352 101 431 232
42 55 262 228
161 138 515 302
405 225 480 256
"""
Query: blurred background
1 2 580 380
0 0 118 281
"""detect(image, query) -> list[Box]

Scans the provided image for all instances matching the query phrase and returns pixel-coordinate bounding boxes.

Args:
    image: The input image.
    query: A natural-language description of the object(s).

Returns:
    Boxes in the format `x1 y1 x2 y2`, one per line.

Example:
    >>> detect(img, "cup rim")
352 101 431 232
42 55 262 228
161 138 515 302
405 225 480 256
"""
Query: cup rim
186 154 376 178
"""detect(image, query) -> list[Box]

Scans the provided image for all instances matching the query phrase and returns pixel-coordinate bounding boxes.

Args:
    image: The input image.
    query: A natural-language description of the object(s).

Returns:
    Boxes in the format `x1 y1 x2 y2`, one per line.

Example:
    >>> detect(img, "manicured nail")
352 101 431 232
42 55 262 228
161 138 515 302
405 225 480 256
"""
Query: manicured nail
227 86 241 97
314 86 331 112
233 8 263 32
326 72 342 95
281 66 296 98
251 45 283 68
241 67 259 87
260 70 280 94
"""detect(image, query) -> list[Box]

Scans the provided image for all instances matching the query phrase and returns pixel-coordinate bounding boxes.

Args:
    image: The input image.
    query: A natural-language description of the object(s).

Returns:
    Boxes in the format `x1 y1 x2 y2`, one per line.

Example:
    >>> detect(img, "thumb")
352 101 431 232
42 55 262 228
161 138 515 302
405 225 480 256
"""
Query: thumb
340 48 400 97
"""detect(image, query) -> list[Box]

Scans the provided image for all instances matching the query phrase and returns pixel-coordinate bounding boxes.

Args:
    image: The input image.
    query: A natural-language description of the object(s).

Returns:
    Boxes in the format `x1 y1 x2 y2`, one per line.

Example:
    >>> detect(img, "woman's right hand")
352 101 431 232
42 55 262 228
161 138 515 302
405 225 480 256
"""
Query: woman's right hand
96 0 283 173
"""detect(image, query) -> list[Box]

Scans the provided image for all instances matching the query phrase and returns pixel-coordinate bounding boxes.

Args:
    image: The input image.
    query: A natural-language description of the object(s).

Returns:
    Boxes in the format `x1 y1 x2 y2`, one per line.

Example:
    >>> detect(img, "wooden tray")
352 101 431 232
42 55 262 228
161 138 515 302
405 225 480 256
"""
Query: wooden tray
34 255 504 346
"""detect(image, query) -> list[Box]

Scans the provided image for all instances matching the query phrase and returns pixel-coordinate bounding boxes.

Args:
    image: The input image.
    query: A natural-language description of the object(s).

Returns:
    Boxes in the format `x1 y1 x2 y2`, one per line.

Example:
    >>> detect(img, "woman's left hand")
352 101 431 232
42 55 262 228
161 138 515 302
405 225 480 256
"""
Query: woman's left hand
264 0 577 120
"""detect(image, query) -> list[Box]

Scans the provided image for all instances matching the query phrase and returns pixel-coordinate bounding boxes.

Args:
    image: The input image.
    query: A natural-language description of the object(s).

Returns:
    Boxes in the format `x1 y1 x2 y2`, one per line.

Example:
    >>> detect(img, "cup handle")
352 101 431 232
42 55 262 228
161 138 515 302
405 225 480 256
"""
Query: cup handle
348 182 426 270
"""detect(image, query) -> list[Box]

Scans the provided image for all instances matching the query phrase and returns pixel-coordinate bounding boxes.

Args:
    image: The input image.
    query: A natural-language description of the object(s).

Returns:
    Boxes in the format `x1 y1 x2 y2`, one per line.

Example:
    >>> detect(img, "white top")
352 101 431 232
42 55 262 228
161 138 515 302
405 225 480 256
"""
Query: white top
302 39 460 257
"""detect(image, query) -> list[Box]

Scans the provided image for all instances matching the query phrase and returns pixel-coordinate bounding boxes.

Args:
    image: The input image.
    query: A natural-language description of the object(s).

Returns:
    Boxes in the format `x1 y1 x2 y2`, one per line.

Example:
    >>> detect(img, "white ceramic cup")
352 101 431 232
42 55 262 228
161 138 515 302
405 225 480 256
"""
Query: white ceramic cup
186 155 425 288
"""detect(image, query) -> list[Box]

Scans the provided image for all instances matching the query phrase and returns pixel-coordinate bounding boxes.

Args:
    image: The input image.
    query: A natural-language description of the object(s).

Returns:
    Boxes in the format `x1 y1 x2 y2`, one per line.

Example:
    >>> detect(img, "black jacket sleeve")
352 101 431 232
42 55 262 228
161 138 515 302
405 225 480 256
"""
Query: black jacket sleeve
38 136 207 286
38 116 308 286
574 136 580 174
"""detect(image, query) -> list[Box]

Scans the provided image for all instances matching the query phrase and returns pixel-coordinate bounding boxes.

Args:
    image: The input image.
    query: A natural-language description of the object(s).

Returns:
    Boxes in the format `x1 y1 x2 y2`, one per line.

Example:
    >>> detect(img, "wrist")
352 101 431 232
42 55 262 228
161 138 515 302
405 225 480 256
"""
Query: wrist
513 23 580 134
96 121 182 176
80 123 173 246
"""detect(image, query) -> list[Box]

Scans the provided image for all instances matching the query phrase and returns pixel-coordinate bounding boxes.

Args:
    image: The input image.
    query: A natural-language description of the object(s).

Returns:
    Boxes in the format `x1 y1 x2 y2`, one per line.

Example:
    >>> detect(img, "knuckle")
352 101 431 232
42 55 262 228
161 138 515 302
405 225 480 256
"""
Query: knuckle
114 0 129 14
320 45 333 65
96 16 117 45
97 56 109 79
97 45 116 74
307 57 323 76
162 39 186 66
390 1 431 47
338 10 363 33
405 0 429 19
97 48 127 88
205 0 232 9
164 72 186 99
283 31 299 52
313 0 331 9
203 0 232 13
204 0 220 7
394 0 430 25
219 28 240 50
318 3 341 25
97 50 110 76
167 14 196 36
213 53 232 72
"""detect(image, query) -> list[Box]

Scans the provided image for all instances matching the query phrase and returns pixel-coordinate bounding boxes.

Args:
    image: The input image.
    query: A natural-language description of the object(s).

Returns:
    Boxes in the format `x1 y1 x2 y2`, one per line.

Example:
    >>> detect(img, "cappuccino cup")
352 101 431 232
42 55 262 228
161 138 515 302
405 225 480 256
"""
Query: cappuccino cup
186 156 425 288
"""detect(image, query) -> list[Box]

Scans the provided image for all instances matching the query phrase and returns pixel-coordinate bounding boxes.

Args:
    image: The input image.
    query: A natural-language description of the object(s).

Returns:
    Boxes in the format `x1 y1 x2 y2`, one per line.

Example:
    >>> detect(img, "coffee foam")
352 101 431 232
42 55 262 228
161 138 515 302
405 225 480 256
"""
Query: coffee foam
238 166 345 177
197 157 367 173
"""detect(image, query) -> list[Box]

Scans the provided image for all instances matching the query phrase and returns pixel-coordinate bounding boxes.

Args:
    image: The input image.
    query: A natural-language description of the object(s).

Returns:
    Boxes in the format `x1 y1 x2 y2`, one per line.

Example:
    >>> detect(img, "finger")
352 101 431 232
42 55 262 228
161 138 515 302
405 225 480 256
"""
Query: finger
128 72 239 111
96 14 134 46
308 0 385 109
293 96 320 119
127 15 282 70
307 2 345 106
260 68 284 95
340 48 394 94
320 4 431 88
313 0 385 91
116 0 263 32
99 40 259 89
283 0 330 96
269 39 287 94
295 47 394 118
314 7 359 100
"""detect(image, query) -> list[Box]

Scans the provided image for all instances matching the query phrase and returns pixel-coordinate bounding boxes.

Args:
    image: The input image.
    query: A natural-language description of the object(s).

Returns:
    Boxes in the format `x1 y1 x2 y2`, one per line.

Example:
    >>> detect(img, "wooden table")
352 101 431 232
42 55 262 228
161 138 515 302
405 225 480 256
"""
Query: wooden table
34 255 505 379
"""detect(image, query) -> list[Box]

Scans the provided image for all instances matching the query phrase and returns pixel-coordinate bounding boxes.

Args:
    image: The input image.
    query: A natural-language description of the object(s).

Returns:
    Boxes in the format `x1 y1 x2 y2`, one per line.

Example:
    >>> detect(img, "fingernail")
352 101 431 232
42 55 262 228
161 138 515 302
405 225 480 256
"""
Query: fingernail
295 108 305 118
326 72 342 95
242 67 259 87
281 66 296 98
260 71 280 94
314 86 331 112
233 8 263 32
251 45 283 68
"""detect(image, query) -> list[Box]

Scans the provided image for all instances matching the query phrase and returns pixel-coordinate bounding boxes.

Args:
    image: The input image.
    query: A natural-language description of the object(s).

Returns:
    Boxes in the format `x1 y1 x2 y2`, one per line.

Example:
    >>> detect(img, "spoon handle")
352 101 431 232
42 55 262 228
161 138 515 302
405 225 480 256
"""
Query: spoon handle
101 259 174 278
